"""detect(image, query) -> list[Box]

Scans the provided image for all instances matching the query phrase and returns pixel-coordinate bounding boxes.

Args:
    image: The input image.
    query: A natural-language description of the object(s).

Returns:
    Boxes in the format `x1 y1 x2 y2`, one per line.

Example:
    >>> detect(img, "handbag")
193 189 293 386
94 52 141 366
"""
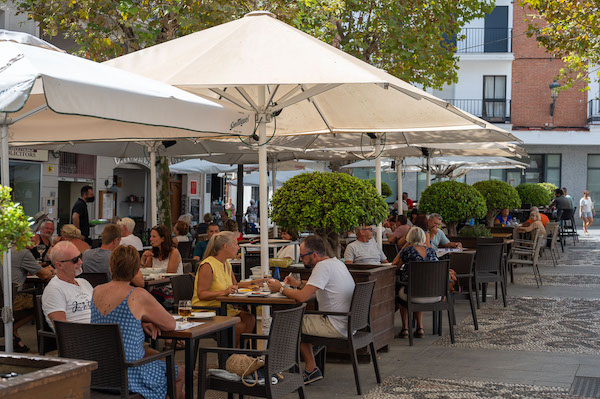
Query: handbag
225 354 265 387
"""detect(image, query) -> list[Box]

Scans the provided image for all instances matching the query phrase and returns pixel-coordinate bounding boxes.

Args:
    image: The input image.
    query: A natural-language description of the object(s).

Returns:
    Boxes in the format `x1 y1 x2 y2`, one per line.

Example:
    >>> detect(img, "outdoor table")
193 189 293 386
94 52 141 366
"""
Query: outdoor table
159 315 239 399
143 277 171 290
491 232 513 239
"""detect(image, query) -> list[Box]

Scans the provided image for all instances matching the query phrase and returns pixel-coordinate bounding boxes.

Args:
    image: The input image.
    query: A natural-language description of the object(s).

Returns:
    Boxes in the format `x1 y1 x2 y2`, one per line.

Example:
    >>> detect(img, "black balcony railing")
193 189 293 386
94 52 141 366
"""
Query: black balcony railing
443 99 511 123
455 28 512 53
588 99 600 124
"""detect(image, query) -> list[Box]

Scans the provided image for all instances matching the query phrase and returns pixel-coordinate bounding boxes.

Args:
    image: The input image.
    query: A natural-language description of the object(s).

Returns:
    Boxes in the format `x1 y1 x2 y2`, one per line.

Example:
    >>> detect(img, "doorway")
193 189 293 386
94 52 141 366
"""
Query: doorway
57 180 92 231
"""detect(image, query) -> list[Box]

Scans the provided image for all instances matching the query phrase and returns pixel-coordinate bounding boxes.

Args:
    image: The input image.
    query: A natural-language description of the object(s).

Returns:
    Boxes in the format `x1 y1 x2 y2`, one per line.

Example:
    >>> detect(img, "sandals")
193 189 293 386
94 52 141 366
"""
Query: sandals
413 328 425 338
397 329 409 339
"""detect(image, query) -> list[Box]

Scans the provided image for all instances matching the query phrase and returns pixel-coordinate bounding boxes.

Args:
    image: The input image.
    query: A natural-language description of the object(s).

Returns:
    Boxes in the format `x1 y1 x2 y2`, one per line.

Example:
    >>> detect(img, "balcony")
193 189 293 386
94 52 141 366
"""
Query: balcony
455 28 512 53
589 99 600 124
443 99 511 123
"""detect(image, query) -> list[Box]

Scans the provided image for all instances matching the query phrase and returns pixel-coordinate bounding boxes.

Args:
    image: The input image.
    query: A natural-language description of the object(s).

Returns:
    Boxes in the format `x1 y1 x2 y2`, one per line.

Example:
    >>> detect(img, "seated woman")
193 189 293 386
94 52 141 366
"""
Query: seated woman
192 231 266 346
91 245 185 399
142 225 183 274
394 214 430 250
53 224 90 254
495 208 513 226
394 226 439 339
517 211 546 240
276 229 299 262
172 221 190 245
223 219 243 242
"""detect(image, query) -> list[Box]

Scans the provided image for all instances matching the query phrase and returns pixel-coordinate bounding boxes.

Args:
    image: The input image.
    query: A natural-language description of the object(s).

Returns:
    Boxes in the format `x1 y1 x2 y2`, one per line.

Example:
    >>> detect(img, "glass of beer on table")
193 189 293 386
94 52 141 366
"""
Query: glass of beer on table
178 300 192 323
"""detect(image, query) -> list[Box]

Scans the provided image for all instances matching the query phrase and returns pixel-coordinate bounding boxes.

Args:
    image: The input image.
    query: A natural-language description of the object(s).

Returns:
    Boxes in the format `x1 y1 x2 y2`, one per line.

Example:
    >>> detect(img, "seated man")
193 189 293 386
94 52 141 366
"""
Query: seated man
117 217 143 251
31 219 54 261
42 241 93 330
427 213 462 251
344 225 387 264
388 215 411 245
550 188 573 218
82 224 121 278
267 235 355 384
193 223 220 261
523 206 549 227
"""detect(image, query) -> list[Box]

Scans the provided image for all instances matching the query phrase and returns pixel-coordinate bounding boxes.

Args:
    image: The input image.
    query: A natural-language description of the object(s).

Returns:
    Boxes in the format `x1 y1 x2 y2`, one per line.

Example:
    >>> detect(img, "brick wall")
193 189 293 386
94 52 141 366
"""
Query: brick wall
511 5 587 129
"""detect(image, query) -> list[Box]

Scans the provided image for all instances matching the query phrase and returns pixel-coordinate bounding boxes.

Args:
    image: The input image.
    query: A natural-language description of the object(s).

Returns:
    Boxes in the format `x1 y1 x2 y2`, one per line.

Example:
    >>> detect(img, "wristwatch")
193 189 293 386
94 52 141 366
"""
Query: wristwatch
279 285 285 294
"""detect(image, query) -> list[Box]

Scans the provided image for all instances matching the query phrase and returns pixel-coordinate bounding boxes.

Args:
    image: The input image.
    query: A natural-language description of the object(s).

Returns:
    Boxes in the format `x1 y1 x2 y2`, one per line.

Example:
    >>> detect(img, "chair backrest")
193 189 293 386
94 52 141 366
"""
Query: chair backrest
349 281 376 332
474 242 504 273
171 274 195 303
477 237 505 244
449 252 475 275
34 295 54 334
266 303 306 375
382 243 398 263
547 222 559 249
79 272 110 288
559 208 573 220
406 260 450 298
532 234 545 262
55 321 128 393
177 241 193 258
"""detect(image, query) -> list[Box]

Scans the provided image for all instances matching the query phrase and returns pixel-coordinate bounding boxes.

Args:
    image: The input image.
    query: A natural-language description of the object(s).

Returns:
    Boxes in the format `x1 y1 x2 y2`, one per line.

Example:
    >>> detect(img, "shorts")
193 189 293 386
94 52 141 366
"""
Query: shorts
582 211 594 218
397 287 441 304
302 314 344 338
13 292 33 311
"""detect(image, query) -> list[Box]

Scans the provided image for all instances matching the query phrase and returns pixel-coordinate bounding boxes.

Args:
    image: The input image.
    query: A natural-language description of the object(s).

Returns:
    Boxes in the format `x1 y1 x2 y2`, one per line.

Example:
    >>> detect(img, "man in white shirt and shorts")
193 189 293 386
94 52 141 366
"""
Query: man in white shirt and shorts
267 235 355 384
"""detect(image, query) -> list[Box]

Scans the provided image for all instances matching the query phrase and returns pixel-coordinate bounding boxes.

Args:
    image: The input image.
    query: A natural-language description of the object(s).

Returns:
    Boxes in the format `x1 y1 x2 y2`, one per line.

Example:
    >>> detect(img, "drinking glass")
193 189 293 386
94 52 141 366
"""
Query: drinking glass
178 300 192 323
36 245 46 260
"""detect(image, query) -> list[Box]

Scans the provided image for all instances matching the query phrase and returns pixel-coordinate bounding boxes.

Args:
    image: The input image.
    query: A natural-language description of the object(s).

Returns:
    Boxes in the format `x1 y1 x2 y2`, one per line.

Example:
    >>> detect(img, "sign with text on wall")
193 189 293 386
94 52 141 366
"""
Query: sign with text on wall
190 180 198 195
1 148 49 162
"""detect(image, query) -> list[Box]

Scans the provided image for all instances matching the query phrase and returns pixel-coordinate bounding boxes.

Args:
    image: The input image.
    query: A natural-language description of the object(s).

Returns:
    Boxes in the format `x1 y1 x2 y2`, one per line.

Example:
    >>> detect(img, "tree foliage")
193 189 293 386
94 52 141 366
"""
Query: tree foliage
473 180 521 227
418 181 486 235
367 179 393 199
9 0 493 89
537 182 558 205
521 0 600 90
0 186 33 253
516 183 551 207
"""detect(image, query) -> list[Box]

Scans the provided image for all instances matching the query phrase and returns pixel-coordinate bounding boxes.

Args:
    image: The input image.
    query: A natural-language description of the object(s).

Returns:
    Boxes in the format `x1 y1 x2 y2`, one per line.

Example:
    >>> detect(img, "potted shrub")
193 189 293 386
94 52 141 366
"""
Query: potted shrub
516 183 551 207
270 172 389 256
473 180 522 227
537 182 558 205
367 179 393 198
418 181 486 236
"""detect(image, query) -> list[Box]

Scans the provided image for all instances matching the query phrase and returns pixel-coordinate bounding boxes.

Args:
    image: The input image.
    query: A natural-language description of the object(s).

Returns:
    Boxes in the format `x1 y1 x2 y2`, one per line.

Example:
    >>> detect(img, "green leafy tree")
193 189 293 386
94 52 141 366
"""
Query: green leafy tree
521 0 600 90
9 0 493 89
473 180 521 227
418 181 486 236
537 182 558 205
0 186 33 253
270 172 388 256
516 183 551 207
367 179 393 198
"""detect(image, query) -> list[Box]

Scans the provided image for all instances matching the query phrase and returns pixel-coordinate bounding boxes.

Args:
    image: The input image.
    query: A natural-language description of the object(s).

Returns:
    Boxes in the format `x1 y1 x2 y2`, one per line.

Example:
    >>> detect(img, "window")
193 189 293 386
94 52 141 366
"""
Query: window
9 160 41 217
587 155 600 211
489 154 560 187
545 154 561 188
483 76 507 122
484 6 509 52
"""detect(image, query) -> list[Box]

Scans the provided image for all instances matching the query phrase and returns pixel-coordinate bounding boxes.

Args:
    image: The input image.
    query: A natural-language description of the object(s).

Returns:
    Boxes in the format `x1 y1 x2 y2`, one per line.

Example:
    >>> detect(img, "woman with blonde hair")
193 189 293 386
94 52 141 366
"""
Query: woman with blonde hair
54 224 90 254
192 231 266 346
518 211 546 239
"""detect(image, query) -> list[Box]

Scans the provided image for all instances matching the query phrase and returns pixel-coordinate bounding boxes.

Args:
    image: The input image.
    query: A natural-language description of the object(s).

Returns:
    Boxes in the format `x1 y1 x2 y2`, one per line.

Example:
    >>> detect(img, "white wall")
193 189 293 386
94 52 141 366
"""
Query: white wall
455 59 513 100
1 1 38 35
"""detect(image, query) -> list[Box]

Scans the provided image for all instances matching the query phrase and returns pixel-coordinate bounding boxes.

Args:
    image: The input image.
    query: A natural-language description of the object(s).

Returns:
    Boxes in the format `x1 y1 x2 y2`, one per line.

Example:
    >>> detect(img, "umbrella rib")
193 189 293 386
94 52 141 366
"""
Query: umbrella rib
12 104 48 123
269 84 341 114
301 85 333 134
275 85 302 104
209 88 253 111
266 85 280 109
235 87 260 112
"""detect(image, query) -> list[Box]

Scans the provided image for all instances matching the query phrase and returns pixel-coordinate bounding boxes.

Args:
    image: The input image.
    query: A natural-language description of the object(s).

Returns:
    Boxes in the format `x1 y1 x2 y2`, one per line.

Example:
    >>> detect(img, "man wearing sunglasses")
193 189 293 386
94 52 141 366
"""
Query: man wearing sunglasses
42 241 93 331
267 235 355 385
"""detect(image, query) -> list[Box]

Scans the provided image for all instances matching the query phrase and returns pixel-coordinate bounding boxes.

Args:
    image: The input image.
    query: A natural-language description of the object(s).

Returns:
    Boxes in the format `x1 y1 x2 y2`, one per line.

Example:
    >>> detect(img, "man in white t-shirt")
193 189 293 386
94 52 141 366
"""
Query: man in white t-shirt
42 241 93 331
344 225 387 264
267 235 355 385
117 217 144 251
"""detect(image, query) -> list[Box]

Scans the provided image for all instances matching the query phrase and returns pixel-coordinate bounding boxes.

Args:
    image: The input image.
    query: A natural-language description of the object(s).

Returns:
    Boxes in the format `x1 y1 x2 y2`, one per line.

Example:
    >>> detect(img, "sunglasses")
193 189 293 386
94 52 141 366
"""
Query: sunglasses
299 251 314 259
57 253 82 264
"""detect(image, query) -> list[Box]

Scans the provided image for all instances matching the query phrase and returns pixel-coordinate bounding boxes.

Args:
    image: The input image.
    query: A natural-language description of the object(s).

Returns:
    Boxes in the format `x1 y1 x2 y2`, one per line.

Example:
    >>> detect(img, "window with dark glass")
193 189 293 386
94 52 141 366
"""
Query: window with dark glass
483 75 507 122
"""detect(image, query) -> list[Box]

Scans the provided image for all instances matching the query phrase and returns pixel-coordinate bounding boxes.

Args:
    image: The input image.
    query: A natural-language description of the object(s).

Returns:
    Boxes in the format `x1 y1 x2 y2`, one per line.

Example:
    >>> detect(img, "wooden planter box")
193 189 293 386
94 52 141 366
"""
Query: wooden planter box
0 354 96 399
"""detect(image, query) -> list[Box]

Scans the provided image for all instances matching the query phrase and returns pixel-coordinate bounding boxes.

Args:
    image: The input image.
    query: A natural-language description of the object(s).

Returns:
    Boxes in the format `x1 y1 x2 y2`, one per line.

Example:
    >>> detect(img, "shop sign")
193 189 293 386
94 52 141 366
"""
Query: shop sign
2 147 49 162
190 180 198 195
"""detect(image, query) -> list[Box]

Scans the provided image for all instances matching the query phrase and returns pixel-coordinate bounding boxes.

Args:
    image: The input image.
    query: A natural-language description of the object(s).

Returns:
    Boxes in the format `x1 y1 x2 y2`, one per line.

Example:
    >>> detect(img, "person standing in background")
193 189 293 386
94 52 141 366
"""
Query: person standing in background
72 185 94 243
580 190 595 235
563 187 575 209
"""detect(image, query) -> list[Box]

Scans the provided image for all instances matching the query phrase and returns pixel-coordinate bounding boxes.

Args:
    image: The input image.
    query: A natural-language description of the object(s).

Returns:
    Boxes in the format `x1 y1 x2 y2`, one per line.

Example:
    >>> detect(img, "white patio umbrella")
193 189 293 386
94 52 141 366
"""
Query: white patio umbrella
169 159 238 174
0 30 252 352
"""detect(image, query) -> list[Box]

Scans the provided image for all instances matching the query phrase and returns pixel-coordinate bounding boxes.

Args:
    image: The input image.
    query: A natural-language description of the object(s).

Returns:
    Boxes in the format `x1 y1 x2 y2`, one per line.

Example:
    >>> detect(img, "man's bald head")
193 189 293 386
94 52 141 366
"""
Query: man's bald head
51 241 79 263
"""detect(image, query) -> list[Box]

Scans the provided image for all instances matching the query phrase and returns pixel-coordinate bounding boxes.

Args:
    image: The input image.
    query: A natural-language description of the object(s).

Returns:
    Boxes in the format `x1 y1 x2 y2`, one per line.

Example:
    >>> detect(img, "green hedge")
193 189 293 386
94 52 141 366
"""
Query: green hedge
516 183 551 207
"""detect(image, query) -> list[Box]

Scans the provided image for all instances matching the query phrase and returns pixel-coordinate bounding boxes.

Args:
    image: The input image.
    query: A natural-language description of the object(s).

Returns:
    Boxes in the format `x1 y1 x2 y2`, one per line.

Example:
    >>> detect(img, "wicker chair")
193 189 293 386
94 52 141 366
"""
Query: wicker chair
544 222 560 266
302 281 381 395
197 304 307 399
55 321 176 399
508 233 545 288
397 260 455 347
473 242 506 308
34 295 56 355
177 241 193 258
449 253 478 330
80 272 110 288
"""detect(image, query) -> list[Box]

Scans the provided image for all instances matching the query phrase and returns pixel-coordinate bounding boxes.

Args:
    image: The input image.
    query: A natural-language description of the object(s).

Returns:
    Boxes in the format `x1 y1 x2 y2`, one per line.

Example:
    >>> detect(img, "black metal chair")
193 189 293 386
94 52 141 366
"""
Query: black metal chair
177 241 193 258
80 272 110 288
449 253 478 330
55 321 176 399
198 304 307 399
34 295 56 355
558 208 578 246
473 242 506 308
397 260 455 346
302 281 381 395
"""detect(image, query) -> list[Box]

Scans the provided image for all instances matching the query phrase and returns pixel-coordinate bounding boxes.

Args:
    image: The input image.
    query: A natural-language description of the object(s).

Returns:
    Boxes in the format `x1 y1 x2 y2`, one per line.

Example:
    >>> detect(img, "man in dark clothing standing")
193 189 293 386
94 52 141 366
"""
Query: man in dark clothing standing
72 185 94 242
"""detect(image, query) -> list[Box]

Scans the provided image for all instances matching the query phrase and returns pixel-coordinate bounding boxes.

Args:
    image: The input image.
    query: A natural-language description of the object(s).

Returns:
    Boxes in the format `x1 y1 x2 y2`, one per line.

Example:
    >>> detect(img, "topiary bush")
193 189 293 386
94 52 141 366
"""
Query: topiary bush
538 182 558 205
418 181 487 236
270 172 389 256
516 183 551 207
367 179 393 198
473 180 522 227
0 186 33 253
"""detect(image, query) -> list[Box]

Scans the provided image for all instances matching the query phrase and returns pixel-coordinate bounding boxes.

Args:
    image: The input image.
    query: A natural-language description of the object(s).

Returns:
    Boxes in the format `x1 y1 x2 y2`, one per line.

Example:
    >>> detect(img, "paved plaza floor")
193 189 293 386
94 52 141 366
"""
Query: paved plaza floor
17 226 600 398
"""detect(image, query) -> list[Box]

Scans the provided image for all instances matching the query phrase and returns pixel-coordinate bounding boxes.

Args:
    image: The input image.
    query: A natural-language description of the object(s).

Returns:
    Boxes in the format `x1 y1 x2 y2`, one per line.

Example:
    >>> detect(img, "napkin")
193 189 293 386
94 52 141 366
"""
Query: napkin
175 321 205 330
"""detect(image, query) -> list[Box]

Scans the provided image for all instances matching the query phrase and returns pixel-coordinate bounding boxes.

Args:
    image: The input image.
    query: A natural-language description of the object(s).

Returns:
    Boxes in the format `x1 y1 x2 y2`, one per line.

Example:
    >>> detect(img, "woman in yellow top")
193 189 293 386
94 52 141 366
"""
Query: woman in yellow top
192 231 266 346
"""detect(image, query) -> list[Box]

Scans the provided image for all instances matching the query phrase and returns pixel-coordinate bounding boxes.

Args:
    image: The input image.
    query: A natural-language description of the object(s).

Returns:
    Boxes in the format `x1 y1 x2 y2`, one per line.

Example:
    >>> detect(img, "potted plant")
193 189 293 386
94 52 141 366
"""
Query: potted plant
270 172 389 256
418 181 486 236
537 182 558 205
516 183 551 207
367 179 393 198
473 180 522 227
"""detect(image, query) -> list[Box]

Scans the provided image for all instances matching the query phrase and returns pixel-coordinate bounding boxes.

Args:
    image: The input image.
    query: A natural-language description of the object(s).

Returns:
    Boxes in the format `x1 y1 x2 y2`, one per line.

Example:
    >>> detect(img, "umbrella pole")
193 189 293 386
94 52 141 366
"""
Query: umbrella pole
258 88 269 276
1 119 14 353
236 164 244 232
271 160 278 238
149 143 158 227
375 140 383 249
396 157 403 214
426 153 431 187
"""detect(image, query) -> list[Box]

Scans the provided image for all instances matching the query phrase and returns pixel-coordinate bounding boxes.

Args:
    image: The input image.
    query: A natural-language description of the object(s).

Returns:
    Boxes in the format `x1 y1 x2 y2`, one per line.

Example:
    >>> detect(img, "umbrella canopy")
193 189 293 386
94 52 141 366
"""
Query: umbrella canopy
229 170 305 187
343 156 527 171
169 159 238 174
